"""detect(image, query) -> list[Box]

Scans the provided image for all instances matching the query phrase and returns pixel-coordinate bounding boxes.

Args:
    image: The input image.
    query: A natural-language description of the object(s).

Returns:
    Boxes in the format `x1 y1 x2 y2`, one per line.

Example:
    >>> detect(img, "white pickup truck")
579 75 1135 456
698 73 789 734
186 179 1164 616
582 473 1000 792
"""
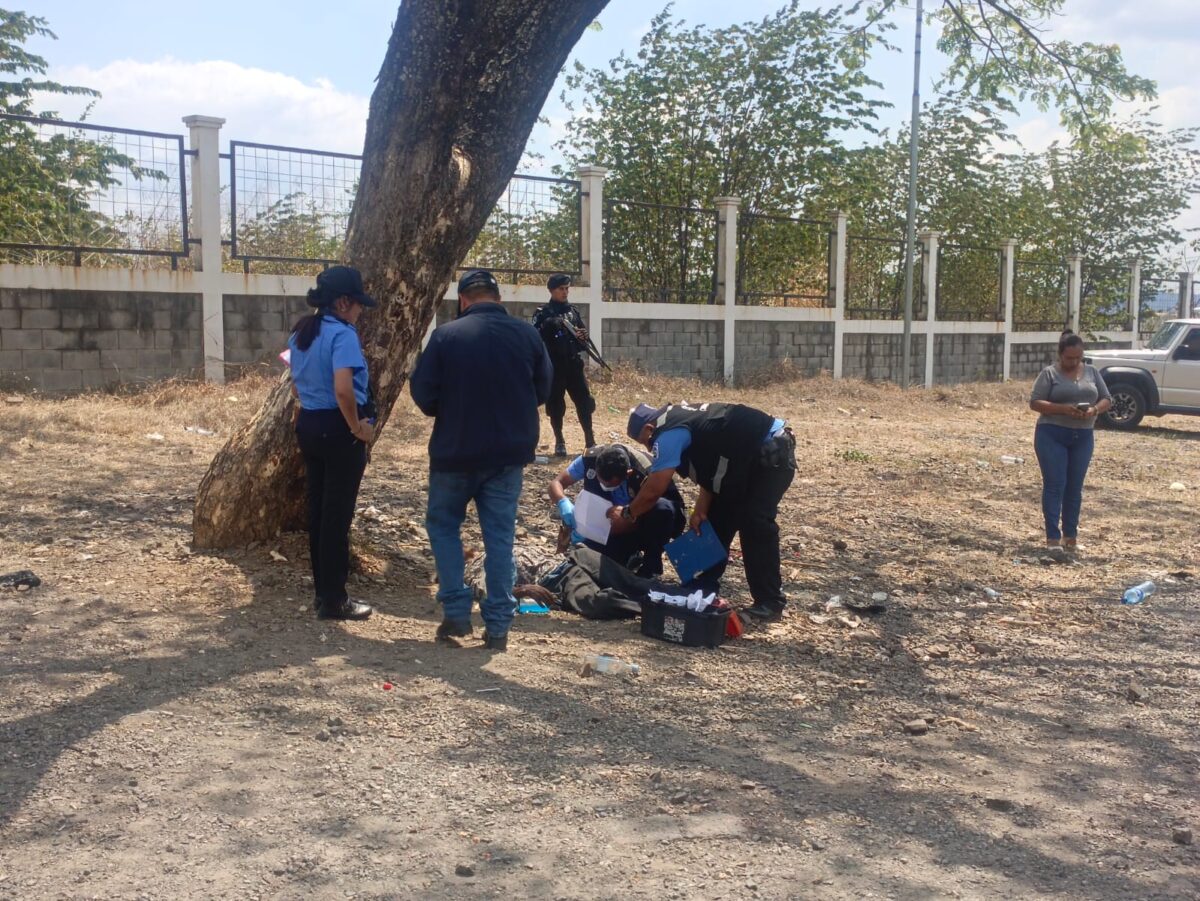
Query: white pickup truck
1085 318 1200 429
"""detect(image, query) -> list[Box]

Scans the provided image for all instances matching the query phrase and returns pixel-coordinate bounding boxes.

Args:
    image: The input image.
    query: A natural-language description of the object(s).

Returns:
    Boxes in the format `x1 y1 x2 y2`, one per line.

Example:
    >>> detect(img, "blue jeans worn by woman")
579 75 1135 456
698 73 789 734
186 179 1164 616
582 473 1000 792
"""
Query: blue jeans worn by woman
1033 422 1095 541
425 465 524 637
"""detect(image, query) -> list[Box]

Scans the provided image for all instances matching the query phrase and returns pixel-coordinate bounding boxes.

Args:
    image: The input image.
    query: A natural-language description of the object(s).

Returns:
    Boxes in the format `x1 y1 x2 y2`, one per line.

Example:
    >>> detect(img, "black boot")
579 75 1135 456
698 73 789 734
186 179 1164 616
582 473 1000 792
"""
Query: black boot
317 599 373 621
742 603 784 624
436 618 472 642
480 630 508 652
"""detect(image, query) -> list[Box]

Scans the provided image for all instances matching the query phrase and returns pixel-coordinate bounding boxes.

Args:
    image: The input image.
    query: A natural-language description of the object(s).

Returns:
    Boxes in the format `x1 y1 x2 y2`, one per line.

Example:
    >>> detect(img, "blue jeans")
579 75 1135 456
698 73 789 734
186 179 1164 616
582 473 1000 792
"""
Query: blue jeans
425 465 524 637
1034 423 1094 541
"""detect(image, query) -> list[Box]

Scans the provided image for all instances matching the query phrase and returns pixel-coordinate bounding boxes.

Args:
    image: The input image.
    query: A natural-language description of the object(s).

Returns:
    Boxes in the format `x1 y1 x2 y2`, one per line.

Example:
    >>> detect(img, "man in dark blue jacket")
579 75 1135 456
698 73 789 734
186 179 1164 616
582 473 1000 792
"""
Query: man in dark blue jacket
409 269 552 651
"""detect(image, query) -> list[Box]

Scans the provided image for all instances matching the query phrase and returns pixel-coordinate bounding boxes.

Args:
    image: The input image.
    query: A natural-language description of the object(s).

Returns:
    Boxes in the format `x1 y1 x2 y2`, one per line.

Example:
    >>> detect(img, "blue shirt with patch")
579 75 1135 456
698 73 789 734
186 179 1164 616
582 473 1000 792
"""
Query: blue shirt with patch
649 417 786 473
567 455 634 505
288 315 369 410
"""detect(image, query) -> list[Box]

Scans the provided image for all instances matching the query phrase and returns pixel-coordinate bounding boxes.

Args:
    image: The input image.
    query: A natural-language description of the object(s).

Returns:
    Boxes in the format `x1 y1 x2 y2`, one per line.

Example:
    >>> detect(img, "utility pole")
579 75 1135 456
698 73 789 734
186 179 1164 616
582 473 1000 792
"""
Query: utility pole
901 0 923 389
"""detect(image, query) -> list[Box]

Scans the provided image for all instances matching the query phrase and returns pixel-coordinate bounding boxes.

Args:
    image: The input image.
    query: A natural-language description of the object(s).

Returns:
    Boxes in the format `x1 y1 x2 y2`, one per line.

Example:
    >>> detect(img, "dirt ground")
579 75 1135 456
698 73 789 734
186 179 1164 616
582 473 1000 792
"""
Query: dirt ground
1 365 1198 900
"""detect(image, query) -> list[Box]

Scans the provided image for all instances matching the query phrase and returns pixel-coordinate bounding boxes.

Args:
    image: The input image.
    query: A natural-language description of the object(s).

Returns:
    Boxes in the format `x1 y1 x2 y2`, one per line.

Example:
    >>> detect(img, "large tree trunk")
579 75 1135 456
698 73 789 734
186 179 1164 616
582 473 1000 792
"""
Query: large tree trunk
193 0 608 548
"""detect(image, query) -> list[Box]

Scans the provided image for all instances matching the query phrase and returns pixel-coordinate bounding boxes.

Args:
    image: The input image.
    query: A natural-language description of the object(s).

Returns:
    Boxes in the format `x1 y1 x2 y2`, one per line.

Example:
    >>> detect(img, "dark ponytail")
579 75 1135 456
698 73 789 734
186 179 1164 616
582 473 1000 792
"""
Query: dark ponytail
1058 329 1083 354
291 284 336 351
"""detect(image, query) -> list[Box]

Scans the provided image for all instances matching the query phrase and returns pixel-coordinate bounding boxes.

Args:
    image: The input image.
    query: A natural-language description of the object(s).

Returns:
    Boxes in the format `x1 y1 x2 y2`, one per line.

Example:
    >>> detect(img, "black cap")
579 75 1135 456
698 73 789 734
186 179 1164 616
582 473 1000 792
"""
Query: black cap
627 403 668 440
308 265 376 308
458 269 501 297
547 274 572 291
595 445 631 481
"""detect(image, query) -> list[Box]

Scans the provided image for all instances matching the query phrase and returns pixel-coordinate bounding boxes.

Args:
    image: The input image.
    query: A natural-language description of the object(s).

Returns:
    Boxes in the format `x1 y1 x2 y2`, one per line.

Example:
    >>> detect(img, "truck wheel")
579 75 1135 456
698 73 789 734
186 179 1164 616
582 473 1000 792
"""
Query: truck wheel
1102 383 1146 430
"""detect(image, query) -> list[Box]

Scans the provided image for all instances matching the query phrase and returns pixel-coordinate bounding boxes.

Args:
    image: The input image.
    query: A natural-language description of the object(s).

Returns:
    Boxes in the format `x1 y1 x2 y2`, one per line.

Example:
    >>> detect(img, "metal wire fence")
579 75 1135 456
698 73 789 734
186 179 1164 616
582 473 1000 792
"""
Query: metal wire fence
229 140 358 273
1081 264 1131 332
459 175 582 285
603 199 718 303
1138 273 1181 339
936 243 1002 321
844 234 925 320
0 113 189 268
1012 259 1068 331
736 213 832 307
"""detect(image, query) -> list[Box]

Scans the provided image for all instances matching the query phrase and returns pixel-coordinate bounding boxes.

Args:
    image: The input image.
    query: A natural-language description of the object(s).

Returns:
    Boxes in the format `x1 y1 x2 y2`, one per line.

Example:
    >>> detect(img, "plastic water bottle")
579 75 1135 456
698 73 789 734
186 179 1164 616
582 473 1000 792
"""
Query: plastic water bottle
999 455 1024 465
582 654 640 676
1122 581 1156 605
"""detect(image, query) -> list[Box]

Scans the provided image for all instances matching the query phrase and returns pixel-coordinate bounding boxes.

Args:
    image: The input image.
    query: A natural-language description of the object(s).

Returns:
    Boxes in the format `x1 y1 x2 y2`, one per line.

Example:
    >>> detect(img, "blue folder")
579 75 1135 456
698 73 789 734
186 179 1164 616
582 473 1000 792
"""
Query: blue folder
665 521 727 583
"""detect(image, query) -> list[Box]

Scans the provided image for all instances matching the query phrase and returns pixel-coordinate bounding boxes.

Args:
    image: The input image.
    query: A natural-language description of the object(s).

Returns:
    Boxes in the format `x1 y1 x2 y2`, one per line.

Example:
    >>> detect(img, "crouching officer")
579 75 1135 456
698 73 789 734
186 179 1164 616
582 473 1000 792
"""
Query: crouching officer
624 402 796 622
548 444 685 577
533 274 595 456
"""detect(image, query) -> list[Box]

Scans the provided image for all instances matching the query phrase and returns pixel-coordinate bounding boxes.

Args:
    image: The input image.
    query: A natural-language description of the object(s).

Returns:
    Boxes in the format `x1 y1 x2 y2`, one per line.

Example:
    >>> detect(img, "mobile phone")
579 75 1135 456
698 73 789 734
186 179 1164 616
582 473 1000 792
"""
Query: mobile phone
1075 402 1091 411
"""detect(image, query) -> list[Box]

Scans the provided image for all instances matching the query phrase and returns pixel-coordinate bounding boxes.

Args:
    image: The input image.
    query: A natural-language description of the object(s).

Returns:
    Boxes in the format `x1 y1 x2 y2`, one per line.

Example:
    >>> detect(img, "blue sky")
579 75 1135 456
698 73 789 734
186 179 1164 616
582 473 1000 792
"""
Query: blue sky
26 0 1200 245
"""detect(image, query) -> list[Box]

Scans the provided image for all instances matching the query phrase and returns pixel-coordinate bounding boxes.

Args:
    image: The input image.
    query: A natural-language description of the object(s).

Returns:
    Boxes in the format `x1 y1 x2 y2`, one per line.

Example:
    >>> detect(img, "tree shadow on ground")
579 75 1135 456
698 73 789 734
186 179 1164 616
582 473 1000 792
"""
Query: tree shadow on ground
3 544 1192 900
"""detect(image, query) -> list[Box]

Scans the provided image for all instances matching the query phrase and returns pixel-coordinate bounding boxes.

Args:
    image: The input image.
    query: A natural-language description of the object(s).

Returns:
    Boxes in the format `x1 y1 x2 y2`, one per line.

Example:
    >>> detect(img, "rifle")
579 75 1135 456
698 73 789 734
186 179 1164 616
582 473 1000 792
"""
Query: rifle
547 314 612 371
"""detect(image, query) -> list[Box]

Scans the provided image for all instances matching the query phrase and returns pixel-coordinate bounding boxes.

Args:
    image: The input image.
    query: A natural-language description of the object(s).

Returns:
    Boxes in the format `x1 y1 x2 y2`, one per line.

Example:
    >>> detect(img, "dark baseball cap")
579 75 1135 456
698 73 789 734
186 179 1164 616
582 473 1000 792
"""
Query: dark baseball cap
595 445 631 481
547 274 572 291
458 269 501 297
309 265 376 308
627 403 668 440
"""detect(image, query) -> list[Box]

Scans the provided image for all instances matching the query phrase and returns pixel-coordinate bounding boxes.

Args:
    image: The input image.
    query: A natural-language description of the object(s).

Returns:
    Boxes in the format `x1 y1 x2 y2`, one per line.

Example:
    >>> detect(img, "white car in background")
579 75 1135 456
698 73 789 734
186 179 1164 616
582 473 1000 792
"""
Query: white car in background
1085 319 1200 429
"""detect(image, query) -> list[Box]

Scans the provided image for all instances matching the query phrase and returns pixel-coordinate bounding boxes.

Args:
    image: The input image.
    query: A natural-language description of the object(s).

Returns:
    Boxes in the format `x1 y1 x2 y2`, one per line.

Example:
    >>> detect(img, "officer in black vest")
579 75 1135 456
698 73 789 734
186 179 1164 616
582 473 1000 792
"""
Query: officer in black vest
622 402 796 622
532 274 595 456
548 444 685 577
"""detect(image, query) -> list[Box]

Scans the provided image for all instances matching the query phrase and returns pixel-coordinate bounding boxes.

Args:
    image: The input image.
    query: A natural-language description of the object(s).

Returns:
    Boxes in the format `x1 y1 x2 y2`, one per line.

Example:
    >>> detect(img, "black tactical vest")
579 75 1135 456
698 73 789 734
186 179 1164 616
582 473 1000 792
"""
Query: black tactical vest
650 402 774 495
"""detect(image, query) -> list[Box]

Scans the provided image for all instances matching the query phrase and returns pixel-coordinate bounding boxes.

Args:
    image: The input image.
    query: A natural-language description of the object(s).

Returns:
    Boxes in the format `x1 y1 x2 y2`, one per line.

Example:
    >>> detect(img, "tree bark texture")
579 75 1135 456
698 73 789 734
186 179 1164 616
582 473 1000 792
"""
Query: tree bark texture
193 0 609 548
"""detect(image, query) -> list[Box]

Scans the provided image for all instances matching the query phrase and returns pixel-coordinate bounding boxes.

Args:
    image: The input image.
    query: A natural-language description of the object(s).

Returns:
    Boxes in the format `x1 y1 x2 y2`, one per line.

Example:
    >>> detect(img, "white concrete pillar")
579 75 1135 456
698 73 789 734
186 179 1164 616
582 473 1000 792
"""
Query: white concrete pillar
1129 259 1141 347
184 114 227 384
1067 254 1083 334
920 231 939 389
715 196 740 385
832 210 848 380
1179 270 1194 319
1001 239 1017 380
577 164 607 355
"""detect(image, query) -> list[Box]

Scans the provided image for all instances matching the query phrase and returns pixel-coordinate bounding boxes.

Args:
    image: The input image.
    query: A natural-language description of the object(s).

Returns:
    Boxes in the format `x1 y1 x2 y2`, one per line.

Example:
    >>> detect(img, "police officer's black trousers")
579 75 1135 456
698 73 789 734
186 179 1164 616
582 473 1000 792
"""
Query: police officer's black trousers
546 356 594 445
584 497 678 577
694 432 796 611
296 409 367 609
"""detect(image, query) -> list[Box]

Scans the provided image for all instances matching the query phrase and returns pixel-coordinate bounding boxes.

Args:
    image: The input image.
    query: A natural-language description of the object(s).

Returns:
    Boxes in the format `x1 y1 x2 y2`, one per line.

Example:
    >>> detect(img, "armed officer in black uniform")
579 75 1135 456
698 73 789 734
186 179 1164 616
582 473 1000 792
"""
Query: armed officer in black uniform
533 274 595 456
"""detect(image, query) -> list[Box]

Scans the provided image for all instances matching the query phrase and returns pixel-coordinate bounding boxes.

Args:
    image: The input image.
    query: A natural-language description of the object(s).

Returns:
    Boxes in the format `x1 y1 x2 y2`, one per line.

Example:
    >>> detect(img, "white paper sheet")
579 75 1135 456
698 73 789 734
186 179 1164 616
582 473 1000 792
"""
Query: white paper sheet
573 491 613 545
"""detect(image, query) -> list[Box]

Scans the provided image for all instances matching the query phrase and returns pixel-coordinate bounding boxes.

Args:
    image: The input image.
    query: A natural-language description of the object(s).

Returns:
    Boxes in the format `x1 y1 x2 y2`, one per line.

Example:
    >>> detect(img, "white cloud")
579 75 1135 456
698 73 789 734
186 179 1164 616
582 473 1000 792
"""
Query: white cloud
1145 84 1200 132
46 58 369 154
1054 0 1200 46
1009 116 1070 153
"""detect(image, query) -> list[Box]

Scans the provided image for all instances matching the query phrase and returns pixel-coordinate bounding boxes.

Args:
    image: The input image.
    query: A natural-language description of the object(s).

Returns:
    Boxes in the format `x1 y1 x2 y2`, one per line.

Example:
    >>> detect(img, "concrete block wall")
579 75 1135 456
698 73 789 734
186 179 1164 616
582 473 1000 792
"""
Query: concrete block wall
734 321 834 380
933 334 1004 385
1009 339 1133 381
223 294 308 370
602 318 724 381
842 333 926 384
435 299 589 329
0 288 201 391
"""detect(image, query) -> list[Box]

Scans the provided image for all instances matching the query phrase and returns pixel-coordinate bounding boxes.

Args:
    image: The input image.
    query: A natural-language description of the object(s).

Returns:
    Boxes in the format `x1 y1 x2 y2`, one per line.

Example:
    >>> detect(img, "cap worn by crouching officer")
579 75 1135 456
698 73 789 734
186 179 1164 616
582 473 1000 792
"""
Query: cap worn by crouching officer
287 265 378 622
548 443 686 577
409 269 553 652
532 274 596 456
624 401 796 622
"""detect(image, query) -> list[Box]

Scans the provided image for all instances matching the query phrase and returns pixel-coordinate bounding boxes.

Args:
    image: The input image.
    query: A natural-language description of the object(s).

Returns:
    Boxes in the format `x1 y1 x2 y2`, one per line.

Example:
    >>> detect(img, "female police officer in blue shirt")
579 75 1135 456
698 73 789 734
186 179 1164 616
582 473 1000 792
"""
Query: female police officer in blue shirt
288 266 377 621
